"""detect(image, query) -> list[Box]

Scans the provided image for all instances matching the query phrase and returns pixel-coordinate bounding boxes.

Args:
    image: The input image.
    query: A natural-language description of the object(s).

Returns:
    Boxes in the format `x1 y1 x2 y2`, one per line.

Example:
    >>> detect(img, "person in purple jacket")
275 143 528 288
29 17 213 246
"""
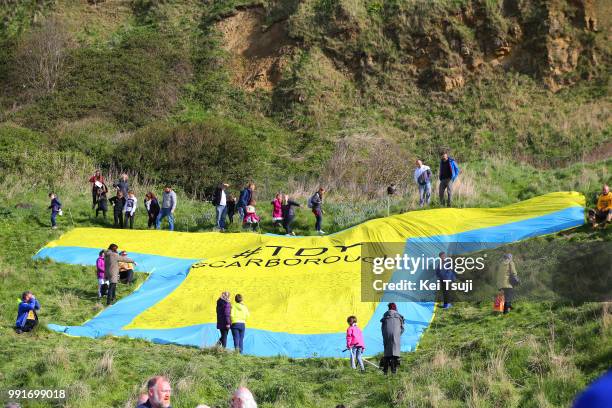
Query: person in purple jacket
216 291 231 348
15 290 40 334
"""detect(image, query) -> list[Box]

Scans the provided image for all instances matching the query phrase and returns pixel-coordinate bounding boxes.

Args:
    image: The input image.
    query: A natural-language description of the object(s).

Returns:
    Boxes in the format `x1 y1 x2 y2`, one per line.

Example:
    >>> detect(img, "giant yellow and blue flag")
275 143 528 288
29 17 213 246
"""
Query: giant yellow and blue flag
36 192 585 357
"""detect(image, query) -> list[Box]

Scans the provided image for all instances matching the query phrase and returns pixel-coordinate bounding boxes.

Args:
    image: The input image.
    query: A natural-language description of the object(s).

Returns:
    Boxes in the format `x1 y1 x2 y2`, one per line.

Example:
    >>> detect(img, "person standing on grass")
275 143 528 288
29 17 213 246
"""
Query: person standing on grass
137 376 172 408
230 294 250 354
281 194 300 236
309 187 325 234
216 291 231 348
123 190 138 229
95 184 109 219
243 199 260 231
15 290 40 334
496 253 518 314
346 315 366 371
156 185 177 231
88 169 106 209
212 182 229 232
414 159 432 207
237 183 255 222
227 194 236 225
48 192 62 229
104 244 136 306
113 173 129 198
438 152 460 207
96 250 107 299
588 184 612 229
144 192 160 229
380 302 404 374
435 251 457 309
109 190 126 228
271 193 283 227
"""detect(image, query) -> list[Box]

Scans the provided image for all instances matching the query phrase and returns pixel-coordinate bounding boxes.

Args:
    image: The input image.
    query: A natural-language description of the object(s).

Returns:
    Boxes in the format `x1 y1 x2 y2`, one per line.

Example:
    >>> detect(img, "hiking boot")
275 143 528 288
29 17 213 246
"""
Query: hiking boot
318 230 326 234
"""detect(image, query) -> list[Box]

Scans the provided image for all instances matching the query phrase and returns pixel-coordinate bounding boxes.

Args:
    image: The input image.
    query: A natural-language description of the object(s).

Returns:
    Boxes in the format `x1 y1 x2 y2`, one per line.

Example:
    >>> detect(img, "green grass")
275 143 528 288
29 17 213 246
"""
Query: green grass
0 161 611 406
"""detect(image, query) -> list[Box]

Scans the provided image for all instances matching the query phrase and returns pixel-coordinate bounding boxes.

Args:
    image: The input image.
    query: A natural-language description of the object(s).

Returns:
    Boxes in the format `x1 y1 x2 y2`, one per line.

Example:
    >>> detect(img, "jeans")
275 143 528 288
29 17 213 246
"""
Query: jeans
350 346 364 370
114 211 124 228
283 215 295 234
218 328 229 348
313 209 322 231
106 282 117 305
124 213 134 229
502 288 514 313
237 206 245 223
440 286 452 306
216 205 227 230
51 211 58 227
439 178 453 207
418 182 431 207
231 323 246 353
156 208 174 230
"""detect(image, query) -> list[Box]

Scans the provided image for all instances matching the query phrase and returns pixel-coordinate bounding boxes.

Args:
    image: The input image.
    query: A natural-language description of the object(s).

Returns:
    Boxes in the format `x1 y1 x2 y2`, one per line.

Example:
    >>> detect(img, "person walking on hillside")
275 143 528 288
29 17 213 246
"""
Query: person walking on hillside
496 253 518 314
48 192 62 229
588 184 612 229
96 250 107 299
104 244 136 306
309 187 325 234
212 182 229 232
346 315 366 371
230 294 250 353
237 183 255 222
380 302 404 374
414 159 432 207
95 184 109 219
216 291 231 348
113 173 129 197
156 185 177 231
438 152 460 207
109 190 126 228
144 192 160 229
88 169 106 209
124 191 138 229
15 290 40 334
227 194 237 225
271 193 283 228
435 251 457 309
281 194 300 236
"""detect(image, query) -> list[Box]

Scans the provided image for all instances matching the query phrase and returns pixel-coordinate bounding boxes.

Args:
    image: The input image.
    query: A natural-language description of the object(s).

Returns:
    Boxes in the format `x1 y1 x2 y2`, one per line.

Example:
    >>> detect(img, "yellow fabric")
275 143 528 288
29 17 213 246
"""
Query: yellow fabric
231 302 250 324
42 192 584 335
597 192 612 211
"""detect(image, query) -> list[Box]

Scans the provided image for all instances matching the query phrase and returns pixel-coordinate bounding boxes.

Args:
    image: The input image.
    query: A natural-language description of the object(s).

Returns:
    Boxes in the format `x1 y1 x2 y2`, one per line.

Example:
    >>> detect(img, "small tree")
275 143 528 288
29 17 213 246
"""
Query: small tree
14 16 69 97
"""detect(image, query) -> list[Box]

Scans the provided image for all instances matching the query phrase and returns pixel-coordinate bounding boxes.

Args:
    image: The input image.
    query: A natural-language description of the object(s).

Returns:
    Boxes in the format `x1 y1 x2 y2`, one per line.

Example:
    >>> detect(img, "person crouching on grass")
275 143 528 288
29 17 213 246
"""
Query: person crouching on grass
15 290 40 334
346 315 366 371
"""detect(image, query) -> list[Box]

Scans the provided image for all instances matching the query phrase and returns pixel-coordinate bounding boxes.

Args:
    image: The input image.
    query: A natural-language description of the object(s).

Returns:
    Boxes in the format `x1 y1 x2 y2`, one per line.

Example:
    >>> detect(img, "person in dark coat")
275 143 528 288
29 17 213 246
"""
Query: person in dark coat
281 194 300 235
144 192 160 229
216 291 231 348
380 302 404 374
95 185 109 219
435 251 457 309
109 191 126 228
237 183 255 222
226 194 236 224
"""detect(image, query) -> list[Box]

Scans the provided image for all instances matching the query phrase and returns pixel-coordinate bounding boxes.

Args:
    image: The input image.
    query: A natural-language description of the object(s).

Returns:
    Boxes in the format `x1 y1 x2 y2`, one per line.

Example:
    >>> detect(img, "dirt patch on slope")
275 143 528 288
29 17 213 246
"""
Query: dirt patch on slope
216 6 295 91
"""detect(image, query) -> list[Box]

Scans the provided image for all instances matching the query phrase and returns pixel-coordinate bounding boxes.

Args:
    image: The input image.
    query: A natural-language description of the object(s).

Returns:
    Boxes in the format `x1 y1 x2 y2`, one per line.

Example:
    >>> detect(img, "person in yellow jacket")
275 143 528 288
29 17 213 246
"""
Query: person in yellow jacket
230 294 250 353
496 253 518 314
589 184 612 229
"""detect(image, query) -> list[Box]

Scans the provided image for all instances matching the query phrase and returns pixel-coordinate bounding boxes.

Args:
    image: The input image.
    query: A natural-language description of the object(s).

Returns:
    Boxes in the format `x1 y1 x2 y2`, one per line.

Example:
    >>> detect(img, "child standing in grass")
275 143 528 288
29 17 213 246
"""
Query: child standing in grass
346 315 365 371
96 250 107 298
244 199 260 231
109 190 126 228
48 192 62 229
271 193 283 227
124 190 138 229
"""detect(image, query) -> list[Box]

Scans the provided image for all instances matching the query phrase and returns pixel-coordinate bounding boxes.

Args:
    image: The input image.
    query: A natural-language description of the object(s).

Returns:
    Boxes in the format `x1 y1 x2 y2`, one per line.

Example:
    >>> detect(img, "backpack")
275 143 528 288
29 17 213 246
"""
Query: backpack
307 194 316 209
417 169 431 185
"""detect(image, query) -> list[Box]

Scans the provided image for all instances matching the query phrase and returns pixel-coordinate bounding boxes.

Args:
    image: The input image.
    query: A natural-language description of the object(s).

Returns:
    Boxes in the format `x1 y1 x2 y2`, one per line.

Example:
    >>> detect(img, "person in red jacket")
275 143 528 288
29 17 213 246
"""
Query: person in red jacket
88 170 106 209
346 315 366 371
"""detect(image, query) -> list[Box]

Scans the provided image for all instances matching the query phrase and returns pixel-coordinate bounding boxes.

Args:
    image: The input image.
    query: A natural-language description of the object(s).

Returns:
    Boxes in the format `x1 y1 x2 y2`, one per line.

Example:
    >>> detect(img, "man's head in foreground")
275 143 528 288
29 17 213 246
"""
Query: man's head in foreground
145 376 171 408
230 386 257 408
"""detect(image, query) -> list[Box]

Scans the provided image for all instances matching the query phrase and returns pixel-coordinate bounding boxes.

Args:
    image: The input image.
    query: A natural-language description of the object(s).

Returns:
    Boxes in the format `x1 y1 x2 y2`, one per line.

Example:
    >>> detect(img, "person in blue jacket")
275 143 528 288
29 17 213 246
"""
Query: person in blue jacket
573 370 612 408
438 152 460 207
237 183 255 223
435 251 457 309
48 192 62 229
15 290 40 334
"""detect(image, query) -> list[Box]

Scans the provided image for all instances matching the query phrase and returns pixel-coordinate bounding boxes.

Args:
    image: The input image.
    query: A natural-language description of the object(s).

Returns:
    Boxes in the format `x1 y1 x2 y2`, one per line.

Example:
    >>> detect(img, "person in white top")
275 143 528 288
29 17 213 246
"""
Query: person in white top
124 190 138 229
413 159 432 207
213 182 229 232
